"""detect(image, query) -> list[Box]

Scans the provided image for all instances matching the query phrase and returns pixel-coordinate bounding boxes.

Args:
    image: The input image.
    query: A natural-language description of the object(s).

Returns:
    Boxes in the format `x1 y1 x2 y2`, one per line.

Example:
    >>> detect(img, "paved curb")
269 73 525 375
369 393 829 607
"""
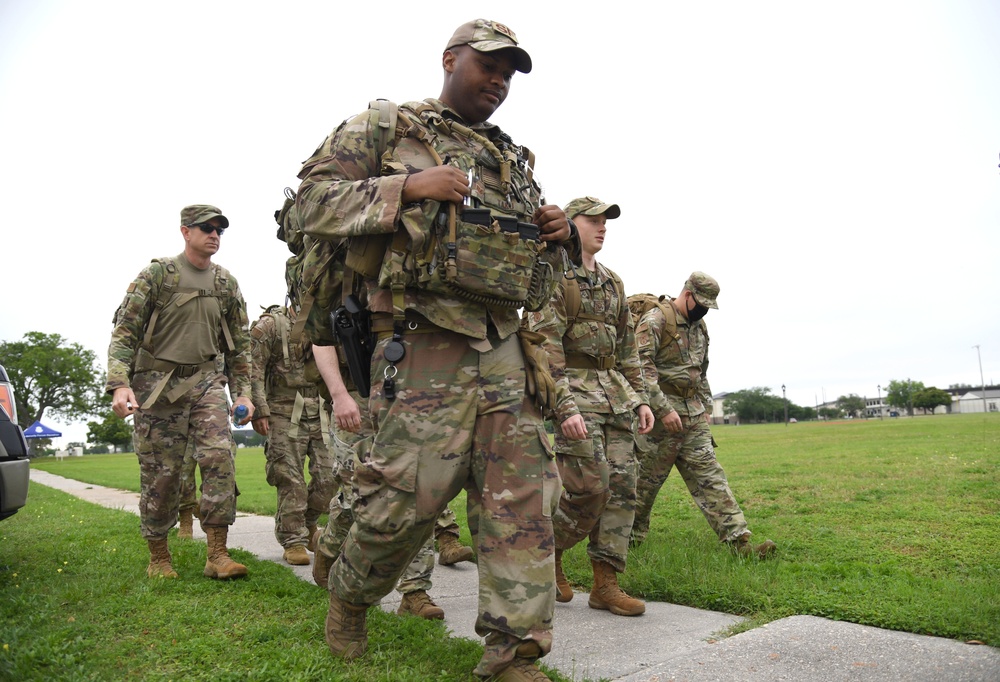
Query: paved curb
28 469 1000 681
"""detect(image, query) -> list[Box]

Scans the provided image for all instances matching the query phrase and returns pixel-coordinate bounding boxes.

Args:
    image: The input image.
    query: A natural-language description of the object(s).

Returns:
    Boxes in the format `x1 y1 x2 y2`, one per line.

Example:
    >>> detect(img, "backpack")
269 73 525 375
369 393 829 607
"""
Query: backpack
141 256 238 356
561 269 625 328
275 100 410 346
110 256 237 383
250 305 291 367
627 293 679 345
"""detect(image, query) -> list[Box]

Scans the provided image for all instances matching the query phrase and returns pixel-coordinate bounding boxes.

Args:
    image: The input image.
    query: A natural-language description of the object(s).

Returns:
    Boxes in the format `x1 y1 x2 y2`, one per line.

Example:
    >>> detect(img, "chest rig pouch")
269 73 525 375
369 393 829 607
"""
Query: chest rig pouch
380 110 556 312
437 204 547 309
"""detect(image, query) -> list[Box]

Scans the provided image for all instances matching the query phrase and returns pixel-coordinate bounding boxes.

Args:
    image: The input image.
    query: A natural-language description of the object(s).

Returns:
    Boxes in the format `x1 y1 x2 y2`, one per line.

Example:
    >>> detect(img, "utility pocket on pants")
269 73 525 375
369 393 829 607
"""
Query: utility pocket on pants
554 430 596 459
351 445 418 536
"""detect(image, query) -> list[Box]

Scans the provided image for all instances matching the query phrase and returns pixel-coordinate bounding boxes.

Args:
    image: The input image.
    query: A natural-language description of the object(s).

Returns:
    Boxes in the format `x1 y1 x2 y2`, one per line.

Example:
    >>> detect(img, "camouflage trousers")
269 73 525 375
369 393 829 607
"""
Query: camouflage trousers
132 369 237 539
330 329 559 678
265 402 336 548
633 414 749 544
179 440 198 512
552 410 637 571
317 390 464 594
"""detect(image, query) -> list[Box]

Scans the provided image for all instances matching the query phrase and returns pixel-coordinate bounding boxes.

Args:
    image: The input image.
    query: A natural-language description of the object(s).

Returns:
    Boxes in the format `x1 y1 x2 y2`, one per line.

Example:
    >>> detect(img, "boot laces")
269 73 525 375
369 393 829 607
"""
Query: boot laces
344 607 365 634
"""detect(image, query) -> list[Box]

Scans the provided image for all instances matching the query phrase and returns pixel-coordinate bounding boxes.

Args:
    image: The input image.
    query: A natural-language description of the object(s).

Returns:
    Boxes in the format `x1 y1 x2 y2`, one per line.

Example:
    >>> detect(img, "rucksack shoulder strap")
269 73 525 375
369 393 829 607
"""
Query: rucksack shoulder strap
562 270 582 329
565 267 620 330
256 307 290 365
142 257 179 351
658 299 680 343
212 264 237 352
368 99 413 165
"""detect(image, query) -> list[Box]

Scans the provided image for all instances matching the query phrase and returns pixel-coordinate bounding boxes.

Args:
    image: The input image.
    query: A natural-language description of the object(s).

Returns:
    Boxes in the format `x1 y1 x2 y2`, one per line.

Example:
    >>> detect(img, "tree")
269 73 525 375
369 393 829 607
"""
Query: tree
0 332 103 429
837 394 866 418
232 428 265 448
788 404 816 421
724 387 787 423
885 379 925 417
818 406 842 420
912 387 951 414
87 413 134 453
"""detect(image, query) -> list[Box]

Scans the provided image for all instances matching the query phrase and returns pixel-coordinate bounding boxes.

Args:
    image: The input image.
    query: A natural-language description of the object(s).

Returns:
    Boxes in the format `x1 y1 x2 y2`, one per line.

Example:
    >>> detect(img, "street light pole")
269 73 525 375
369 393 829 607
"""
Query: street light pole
782 384 788 426
974 345 987 414
877 384 883 420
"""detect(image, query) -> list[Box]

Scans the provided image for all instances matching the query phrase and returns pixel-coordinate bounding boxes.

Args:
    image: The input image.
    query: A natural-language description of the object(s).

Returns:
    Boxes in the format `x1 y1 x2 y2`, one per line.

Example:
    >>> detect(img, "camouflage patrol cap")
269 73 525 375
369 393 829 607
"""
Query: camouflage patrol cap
446 19 532 73
180 204 230 229
563 196 621 220
684 271 720 309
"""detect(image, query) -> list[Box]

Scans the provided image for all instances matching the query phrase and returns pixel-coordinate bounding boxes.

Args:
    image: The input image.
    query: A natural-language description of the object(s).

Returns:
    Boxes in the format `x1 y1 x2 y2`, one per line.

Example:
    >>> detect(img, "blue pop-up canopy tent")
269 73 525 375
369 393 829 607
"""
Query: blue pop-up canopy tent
23 421 62 439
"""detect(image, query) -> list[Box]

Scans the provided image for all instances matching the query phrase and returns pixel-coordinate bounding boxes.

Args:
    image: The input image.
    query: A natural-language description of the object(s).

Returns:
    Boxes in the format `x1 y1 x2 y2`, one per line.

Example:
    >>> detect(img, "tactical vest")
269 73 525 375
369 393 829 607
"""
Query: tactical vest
561 267 626 371
346 100 558 321
130 256 237 408
251 306 319 397
631 295 710 399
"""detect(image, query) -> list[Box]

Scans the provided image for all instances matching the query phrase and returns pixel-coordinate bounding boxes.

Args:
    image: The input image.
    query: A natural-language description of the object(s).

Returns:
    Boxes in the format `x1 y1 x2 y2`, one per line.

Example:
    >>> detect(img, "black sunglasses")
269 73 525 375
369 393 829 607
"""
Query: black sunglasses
195 223 226 236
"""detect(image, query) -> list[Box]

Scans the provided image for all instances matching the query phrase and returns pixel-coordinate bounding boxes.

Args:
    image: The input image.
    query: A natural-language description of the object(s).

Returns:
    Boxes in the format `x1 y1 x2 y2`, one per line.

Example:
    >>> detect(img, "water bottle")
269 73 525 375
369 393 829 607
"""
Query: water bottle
233 404 249 424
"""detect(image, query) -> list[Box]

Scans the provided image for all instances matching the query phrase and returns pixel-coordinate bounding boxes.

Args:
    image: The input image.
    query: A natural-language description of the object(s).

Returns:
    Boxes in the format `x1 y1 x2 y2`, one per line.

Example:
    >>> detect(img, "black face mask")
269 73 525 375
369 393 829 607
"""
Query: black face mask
686 298 710 323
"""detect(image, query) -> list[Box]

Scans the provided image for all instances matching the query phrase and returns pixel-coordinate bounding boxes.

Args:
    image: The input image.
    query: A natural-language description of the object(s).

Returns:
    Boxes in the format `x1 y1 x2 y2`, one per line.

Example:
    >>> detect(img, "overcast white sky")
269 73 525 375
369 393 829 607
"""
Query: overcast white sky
1 0 998 444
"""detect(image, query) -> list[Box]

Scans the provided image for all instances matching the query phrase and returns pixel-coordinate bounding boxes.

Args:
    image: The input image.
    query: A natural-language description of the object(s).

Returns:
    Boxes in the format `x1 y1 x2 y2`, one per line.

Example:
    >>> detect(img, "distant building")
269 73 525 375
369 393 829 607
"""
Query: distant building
953 389 1000 414
865 396 887 419
711 392 736 425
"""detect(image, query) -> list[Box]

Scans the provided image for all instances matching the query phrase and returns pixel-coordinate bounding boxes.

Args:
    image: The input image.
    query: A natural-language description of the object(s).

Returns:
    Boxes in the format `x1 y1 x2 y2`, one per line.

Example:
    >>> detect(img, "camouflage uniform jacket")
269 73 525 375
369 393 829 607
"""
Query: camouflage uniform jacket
106 255 251 399
523 262 648 424
249 308 320 419
634 297 712 418
294 98 555 341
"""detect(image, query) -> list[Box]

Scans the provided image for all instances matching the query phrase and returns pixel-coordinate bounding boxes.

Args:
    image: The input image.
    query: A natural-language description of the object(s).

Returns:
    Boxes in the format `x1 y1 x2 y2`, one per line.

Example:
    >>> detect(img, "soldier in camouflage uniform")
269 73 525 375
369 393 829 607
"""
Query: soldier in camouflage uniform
631 272 777 559
309 350 474 621
523 197 654 618
107 204 254 580
294 19 577 681
249 305 336 566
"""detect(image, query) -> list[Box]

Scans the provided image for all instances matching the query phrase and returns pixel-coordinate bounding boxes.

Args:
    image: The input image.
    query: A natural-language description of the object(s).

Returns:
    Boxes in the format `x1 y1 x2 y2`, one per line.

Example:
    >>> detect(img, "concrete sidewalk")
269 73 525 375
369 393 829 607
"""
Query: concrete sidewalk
29 469 1000 681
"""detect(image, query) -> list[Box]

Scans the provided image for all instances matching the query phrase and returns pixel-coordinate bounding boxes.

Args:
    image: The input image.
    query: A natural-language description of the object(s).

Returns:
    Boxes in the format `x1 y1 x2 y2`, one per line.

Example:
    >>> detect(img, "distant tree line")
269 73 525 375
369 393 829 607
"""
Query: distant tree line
722 387 816 424
884 379 952 416
723 378 957 424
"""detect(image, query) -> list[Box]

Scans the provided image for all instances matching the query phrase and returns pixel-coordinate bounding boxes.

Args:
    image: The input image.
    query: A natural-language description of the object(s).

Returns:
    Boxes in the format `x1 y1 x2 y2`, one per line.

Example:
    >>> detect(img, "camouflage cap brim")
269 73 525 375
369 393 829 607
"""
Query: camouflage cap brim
563 196 621 220
181 204 230 229
467 42 532 73
446 19 532 73
684 271 720 309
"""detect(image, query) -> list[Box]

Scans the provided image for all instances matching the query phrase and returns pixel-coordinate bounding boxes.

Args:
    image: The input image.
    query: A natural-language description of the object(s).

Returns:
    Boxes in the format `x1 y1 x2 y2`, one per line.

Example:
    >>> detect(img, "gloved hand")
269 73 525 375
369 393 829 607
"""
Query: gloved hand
517 329 556 412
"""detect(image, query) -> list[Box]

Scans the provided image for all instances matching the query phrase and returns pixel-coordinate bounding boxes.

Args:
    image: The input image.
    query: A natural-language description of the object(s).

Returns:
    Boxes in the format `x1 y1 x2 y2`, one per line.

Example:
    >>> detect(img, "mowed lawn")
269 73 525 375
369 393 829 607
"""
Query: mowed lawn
28 413 1000 650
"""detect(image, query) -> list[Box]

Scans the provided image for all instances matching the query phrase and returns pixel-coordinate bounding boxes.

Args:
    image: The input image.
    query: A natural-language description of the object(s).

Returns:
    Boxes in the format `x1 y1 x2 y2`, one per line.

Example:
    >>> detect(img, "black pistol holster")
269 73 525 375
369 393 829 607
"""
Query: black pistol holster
331 294 374 398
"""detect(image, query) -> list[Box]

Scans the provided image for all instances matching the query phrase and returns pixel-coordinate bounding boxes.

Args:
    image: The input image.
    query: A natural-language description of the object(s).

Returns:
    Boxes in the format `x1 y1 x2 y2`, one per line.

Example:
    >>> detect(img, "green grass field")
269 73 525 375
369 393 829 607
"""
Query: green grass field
8 413 999 680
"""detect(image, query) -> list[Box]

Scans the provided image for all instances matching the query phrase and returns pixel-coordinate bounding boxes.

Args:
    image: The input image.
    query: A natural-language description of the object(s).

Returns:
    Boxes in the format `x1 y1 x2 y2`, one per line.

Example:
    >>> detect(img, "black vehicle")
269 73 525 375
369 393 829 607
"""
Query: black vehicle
0 364 30 520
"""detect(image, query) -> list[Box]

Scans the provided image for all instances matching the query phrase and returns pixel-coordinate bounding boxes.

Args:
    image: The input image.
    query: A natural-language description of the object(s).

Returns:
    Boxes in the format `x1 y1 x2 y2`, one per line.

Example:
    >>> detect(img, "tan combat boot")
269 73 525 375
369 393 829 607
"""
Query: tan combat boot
306 524 318 552
553 549 573 603
203 526 248 579
729 535 777 559
312 529 333 589
325 590 368 660
283 544 310 566
588 560 645 616
491 641 550 681
437 532 474 566
177 508 194 540
146 538 178 579
397 590 445 620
